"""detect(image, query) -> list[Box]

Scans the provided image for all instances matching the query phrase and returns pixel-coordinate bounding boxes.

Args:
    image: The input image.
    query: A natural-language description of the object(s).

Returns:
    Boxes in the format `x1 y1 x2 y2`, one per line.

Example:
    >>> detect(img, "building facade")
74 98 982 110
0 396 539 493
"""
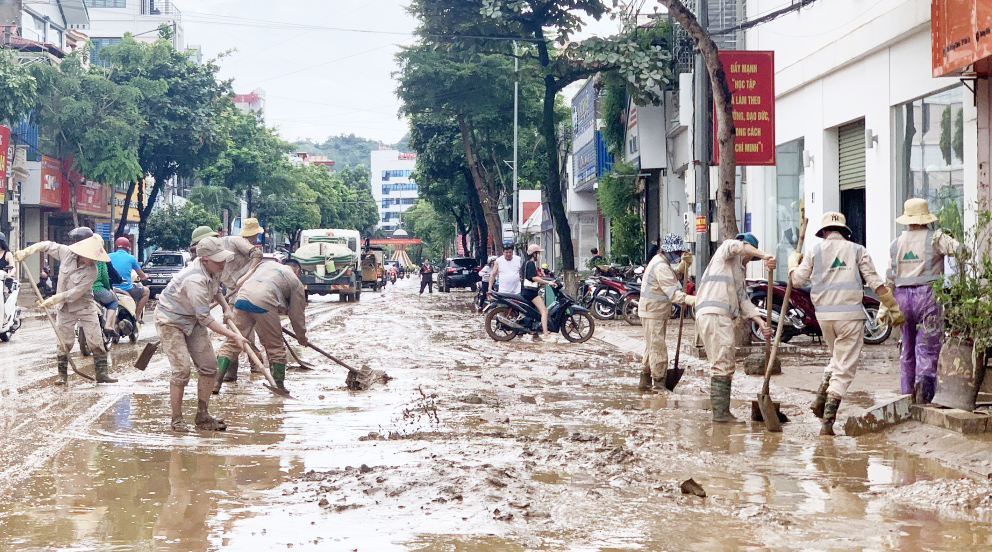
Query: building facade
370 149 418 234
234 88 266 121
83 0 184 67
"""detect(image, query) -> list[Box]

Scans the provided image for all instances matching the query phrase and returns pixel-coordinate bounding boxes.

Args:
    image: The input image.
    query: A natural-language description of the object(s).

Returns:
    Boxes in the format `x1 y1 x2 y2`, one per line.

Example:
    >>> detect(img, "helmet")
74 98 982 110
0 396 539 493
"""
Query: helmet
735 232 759 248
115 236 131 249
660 232 688 253
541 263 549 270
190 225 219 247
487 255 498 264
68 227 94 243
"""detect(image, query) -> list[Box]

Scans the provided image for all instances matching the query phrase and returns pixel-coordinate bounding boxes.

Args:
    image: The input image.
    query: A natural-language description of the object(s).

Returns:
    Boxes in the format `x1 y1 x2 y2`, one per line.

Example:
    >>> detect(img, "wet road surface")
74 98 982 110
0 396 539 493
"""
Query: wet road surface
0 278 990 550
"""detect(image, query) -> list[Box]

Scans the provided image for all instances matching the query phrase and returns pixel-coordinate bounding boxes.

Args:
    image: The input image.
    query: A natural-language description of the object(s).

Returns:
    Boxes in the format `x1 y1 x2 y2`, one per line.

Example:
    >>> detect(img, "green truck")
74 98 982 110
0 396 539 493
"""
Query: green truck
292 229 362 302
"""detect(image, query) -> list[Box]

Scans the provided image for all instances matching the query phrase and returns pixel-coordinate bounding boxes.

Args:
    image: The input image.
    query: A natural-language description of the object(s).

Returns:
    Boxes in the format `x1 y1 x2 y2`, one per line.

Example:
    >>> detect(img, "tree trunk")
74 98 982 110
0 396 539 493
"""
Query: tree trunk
116 180 138 238
63 166 80 228
138 177 152 262
660 0 739 239
462 168 490 258
456 114 504 253
246 185 254 216
534 32 575 270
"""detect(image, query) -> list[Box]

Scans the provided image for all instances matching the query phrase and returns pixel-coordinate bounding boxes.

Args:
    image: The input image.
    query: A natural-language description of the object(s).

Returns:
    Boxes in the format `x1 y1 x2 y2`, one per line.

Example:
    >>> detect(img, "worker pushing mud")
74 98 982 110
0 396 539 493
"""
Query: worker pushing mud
638 233 694 391
215 258 309 393
694 233 775 423
788 212 904 436
15 230 117 385
155 236 248 432
885 198 963 404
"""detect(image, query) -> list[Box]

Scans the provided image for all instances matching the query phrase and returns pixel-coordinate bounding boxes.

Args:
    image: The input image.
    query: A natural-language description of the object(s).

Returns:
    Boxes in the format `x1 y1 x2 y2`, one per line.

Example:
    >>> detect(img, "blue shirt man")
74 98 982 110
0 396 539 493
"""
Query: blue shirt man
109 237 151 321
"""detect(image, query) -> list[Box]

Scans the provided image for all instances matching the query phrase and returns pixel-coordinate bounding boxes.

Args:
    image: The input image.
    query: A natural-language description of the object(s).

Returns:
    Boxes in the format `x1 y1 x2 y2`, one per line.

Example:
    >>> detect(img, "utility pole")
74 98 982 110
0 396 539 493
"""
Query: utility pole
692 0 712 278
512 40 520 248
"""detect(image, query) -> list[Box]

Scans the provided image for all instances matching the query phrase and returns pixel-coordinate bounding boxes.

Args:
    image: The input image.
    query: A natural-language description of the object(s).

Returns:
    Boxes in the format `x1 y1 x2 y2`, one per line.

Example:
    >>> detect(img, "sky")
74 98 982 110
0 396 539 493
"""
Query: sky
182 0 623 146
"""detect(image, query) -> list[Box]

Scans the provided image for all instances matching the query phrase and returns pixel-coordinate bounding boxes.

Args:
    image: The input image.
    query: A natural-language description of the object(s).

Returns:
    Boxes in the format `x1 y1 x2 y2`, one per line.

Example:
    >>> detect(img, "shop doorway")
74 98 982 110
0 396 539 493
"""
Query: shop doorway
838 119 866 246
840 188 866 246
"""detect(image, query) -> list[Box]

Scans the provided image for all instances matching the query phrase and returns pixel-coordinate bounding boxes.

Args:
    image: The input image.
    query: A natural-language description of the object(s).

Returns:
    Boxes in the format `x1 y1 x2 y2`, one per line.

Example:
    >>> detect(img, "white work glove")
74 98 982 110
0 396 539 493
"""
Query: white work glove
878 290 904 328
14 242 46 262
681 252 693 268
38 293 64 309
683 295 696 307
788 251 803 273
876 304 889 325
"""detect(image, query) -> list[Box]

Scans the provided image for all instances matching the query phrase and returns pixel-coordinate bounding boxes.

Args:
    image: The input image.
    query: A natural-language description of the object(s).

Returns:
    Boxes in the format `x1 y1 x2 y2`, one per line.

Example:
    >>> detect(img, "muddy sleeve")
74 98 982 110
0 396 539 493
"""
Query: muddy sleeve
789 253 814 288
858 249 885 291
62 268 96 305
935 231 963 258
287 280 307 341
231 236 262 260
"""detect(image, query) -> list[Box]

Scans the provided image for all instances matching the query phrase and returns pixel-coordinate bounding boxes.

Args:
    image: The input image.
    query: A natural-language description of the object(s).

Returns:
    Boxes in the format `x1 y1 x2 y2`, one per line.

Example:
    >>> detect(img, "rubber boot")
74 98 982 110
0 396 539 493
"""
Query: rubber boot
271 363 287 390
225 357 240 381
213 357 232 394
821 396 842 436
710 376 739 423
55 355 69 386
93 353 117 383
638 370 652 391
811 372 832 419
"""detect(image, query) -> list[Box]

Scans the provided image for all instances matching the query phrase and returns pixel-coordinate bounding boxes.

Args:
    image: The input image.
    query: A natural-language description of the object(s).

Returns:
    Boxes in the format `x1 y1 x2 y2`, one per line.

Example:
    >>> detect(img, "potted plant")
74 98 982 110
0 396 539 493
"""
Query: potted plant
930 204 992 411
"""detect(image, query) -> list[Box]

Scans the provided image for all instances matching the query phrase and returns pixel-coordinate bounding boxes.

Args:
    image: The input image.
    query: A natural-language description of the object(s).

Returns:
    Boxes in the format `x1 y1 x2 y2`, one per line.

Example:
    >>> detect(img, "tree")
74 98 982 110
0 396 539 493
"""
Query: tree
188 184 240 219
255 181 321 248
31 54 144 227
598 161 643 263
100 30 230 255
403 200 456 261
293 134 384 169
0 49 37 125
145 202 221 251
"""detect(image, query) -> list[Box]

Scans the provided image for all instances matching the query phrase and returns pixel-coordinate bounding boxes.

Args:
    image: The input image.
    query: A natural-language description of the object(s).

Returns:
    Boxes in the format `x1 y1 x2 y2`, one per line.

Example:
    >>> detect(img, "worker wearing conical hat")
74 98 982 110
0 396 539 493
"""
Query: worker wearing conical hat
885 198 963 404
15 231 117 385
789 212 902 436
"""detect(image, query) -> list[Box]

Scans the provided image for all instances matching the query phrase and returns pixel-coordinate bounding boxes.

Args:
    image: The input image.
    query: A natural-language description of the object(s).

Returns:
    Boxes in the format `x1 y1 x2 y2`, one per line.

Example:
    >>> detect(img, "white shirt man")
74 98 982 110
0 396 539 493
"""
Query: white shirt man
490 246 522 295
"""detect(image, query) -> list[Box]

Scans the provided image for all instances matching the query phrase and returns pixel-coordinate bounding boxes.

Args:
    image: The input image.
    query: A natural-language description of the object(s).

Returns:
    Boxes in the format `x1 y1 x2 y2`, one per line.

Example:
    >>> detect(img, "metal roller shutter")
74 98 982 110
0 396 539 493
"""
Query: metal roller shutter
838 119 866 191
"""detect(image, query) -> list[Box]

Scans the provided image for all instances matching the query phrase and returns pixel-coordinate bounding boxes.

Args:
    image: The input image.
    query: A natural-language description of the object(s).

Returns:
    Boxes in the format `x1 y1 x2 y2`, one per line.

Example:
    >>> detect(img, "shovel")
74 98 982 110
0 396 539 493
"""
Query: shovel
23 267 94 382
282 327 389 391
664 292 688 391
753 213 808 431
217 296 293 398
134 341 158 370
283 336 315 370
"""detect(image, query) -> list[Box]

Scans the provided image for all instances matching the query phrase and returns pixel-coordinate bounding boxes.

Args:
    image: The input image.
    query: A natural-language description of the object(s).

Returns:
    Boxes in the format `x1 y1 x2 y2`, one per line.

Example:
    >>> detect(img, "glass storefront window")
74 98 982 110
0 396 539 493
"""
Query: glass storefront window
763 138 805 281
894 86 964 238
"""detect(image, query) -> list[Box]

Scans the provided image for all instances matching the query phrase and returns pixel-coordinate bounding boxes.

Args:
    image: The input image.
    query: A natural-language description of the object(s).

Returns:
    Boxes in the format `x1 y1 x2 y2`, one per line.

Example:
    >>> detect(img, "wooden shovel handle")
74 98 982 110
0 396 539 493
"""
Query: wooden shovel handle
763 217 808 394
217 296 279 389
23 265 93 381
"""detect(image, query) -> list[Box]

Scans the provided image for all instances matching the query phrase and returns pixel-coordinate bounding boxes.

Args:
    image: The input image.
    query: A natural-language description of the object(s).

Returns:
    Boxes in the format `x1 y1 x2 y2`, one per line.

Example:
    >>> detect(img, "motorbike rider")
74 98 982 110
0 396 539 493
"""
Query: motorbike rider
695 232 775 423
789 212 904 436
92 256 119 339
0 232 15 294
15 229 117 384
109 237 151 322
522 244 557 340
884 198 962 404
638 233 694 391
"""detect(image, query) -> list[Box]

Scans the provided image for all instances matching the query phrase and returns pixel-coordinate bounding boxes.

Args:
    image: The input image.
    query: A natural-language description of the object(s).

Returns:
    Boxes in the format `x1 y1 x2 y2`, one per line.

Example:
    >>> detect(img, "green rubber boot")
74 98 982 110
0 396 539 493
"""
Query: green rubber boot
94 354 117 383
55 356 69 385
811 372 832 419
821 396 842 436
213 357 232 394
710 376 739 423
271 363 287 390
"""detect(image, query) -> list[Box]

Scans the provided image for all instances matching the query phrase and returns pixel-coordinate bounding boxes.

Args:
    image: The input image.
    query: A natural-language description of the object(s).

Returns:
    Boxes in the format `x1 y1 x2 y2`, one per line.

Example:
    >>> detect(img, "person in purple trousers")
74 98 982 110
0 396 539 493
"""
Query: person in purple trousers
884 198 962 404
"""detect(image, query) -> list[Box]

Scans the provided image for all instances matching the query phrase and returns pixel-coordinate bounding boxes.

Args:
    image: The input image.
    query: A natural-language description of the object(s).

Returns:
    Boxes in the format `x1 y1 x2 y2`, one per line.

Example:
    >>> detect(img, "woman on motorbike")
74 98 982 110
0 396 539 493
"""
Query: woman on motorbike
0 232 15 294
93 260 118 339
522 244 556 340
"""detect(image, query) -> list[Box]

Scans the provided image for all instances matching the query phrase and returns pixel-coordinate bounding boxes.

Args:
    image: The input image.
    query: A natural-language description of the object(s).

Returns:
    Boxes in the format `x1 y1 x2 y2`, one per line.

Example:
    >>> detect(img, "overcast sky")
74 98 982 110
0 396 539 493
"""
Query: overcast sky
183 0 622 146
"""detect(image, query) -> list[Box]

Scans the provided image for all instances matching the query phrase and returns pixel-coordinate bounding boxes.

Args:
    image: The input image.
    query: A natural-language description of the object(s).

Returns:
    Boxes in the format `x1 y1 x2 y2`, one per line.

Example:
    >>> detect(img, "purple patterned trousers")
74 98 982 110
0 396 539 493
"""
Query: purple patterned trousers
894 285 942 401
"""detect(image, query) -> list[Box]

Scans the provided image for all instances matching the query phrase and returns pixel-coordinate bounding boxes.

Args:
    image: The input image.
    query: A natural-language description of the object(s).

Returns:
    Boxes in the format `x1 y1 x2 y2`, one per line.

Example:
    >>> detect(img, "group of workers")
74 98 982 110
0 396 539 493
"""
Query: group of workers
17 217 310 433
638 198 961 436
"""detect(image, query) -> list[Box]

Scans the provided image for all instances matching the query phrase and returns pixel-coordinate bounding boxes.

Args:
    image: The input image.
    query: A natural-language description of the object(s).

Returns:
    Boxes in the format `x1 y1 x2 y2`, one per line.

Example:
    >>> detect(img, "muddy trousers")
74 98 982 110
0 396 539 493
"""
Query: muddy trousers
820 319 864 399
157 321 218 387
696 313 735 377
55 307 105 356
894 285 942 401
218 308 287 365
642 316 669 379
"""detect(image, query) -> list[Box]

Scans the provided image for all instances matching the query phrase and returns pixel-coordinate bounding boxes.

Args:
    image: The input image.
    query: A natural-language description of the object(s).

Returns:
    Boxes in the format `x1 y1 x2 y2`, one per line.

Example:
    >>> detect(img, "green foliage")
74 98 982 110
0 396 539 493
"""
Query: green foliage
932 206 992 352
953 108 964 162
609 213 644 265
597 161 639 218
200 106 291 199
256 181 321 238
403 200 455 260
600 75 627 157
0 49 37 124
940 106 952 165
146 202 221 251
188 185 240 217
293 134 385 169
934 186 964 240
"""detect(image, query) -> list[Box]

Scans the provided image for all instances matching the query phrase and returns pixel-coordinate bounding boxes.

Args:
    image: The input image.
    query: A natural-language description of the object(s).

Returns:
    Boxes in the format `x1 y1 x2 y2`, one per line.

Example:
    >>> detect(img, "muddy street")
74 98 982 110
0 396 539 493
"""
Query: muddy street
0 277 990 551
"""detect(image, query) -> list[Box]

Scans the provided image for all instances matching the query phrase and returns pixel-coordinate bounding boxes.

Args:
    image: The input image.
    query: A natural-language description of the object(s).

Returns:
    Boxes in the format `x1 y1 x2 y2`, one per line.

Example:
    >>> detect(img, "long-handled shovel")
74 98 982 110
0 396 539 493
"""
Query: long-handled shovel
283 337 315 370
217 296 292 398
23 267 94 382
664 293 688 391
754 214 808 432
281 327 389 391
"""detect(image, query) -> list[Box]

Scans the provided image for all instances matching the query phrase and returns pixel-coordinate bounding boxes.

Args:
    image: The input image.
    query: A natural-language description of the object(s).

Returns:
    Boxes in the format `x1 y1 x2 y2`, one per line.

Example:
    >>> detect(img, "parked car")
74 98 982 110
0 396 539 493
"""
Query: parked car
437 257 480 292
143 250 191 298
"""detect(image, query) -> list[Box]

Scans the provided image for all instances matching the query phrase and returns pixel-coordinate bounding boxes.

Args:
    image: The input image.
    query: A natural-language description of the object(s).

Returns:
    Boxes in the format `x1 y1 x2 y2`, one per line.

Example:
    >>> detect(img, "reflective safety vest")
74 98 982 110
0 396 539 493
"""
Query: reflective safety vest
638 255 683 318
695 240 756 320
809 239 865 319
888 229 943 287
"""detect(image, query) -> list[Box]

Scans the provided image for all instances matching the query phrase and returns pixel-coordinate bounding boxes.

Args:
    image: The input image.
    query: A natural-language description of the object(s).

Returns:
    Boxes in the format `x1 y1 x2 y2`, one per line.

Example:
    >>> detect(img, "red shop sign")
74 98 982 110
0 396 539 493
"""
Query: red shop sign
0 126 9 203
714 50 776 166
61 158 110 217
39 155 63 208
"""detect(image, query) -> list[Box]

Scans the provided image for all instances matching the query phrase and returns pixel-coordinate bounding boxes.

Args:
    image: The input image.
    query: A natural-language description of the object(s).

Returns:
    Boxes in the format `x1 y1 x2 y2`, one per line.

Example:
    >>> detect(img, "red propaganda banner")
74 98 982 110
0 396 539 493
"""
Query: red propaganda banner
0 126 9 203
368 238 422 246
714 50 776 166
61 158 110 217
932 0 992 77
39 156 63 208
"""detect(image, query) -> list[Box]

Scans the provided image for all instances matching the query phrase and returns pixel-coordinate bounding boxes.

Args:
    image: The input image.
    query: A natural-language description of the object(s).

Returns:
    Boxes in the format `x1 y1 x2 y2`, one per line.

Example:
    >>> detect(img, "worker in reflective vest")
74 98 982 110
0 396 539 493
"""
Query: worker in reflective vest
695 233 775 423
637 233 694 391
789 212 902 436
885 198 962 404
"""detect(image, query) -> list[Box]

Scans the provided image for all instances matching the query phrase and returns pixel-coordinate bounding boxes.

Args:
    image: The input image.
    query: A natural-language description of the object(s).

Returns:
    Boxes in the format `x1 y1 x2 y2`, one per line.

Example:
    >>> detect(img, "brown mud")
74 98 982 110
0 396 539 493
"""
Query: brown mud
0 279 989 550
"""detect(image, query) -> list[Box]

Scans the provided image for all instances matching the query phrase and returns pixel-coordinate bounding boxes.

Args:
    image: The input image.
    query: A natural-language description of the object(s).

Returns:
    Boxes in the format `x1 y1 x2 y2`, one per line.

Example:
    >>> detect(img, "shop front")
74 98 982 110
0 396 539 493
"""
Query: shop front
57 159 111 245
21 155 65 277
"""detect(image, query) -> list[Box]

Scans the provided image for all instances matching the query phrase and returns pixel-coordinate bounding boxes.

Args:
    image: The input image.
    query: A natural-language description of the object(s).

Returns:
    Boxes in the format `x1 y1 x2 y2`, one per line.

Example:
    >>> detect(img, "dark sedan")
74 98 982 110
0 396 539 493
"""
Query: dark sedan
143 250 191 298
437 257 480 292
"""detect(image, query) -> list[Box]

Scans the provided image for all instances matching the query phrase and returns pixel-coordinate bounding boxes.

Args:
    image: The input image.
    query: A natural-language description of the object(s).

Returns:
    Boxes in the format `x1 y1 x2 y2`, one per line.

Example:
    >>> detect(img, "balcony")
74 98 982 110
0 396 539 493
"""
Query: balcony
141 0 181 21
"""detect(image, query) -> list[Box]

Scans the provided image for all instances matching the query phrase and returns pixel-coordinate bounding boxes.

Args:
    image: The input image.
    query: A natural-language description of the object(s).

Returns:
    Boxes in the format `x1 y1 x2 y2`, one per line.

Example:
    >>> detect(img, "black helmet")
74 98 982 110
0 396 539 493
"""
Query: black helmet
68 227 94 243
0 231 6 249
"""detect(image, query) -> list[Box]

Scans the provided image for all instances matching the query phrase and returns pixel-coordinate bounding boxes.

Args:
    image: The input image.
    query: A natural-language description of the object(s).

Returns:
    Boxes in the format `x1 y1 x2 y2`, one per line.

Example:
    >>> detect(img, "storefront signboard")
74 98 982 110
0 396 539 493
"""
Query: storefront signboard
932 0 992 77
0 126 9 203
61 159 110 217
39 156 63 208
714 50 776 166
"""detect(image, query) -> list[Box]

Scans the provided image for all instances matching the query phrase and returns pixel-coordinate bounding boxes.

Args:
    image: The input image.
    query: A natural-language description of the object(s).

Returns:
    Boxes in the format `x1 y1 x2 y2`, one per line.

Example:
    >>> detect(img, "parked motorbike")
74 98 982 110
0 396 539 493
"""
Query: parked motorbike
0 270 22 342
78 289 140 355
483 281 595 343
746 279 891 345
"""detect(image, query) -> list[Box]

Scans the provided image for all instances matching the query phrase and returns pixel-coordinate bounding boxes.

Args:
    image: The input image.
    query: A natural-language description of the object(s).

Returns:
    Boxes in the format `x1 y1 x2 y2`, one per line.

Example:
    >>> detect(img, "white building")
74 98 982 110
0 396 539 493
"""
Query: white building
740 0 981 279
370 149 418 234
83 0 184 67
235 88 266 120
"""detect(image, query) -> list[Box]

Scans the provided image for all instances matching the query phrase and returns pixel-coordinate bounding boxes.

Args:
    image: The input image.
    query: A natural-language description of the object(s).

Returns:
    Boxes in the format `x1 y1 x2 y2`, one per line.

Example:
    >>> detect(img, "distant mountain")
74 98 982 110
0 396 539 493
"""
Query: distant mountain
293 133 410 169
